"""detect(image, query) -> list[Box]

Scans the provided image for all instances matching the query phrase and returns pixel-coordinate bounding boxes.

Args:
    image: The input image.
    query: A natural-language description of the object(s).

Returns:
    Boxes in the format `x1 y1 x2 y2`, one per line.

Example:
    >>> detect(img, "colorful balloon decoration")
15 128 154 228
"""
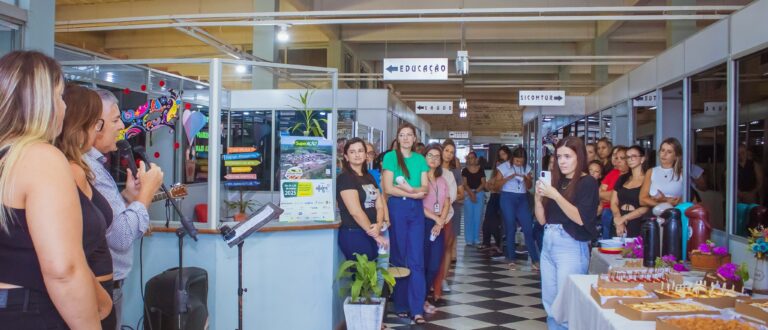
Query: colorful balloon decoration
118 89 182 140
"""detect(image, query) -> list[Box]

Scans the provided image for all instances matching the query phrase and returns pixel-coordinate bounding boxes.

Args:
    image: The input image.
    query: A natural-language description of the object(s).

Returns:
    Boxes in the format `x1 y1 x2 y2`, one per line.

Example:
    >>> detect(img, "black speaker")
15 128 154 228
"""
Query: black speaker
144 267 208 330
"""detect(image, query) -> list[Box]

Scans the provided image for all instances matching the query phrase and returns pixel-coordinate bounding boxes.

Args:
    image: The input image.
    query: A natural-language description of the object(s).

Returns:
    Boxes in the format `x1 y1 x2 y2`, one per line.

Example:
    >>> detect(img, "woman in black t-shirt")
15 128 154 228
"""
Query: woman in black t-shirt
534 136 599 330
336 138 388 261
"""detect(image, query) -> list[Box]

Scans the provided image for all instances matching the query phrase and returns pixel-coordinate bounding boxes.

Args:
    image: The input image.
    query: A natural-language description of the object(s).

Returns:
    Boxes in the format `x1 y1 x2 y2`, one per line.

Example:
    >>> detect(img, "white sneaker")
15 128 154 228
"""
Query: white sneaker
442 280 451 292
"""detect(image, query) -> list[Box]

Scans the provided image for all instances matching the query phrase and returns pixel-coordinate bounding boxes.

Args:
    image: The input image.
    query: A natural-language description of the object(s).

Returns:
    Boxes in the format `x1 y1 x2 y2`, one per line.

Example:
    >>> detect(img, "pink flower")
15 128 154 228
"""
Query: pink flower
699 243 712 254
673 263 689 272
712 246 728 256
662 254 677 264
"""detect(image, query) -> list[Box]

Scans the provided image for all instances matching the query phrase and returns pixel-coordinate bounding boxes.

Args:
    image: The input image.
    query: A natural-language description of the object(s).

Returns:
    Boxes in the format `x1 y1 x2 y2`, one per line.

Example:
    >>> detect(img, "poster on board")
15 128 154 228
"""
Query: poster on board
279 136 335 222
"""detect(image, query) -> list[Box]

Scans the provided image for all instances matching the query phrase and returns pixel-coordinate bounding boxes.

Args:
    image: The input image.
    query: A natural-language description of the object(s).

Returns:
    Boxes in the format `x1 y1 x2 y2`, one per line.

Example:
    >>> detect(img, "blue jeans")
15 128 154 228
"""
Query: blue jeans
463 191 485 245
338 228 379 262
424 218 445 294
500 192 539 263
540 224 590 330
601 208 614 239
388 197 426 316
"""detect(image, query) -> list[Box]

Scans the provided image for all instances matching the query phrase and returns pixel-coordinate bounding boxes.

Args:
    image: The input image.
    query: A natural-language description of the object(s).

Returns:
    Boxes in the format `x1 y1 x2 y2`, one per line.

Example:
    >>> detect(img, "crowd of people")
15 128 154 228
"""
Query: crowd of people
0 51 164 329
336 122 691 327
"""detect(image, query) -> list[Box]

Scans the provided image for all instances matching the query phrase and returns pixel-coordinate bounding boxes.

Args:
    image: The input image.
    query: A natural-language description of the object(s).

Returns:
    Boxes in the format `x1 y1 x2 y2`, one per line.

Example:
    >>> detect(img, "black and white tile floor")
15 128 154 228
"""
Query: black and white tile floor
383 235 547 330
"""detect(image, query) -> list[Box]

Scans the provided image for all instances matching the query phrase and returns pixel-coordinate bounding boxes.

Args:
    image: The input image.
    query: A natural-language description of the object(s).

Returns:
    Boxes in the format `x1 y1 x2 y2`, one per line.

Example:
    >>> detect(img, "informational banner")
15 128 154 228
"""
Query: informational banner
519 90 566 106
448 131 470 139
633 92 658 107
279 179 334 222
415 101 453 115
279 136 334 222
383 58 449 80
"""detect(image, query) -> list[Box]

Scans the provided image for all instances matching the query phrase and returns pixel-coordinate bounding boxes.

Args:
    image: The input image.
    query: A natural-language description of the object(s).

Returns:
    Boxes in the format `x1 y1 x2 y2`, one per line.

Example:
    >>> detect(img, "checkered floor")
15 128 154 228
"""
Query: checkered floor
382 235 547 330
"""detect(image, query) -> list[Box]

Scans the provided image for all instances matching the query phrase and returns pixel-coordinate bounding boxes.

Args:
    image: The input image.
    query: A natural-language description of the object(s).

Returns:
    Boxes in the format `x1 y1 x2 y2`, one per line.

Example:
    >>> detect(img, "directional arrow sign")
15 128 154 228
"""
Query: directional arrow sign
383 58 449 81
415 101 453 114
519 90 566 106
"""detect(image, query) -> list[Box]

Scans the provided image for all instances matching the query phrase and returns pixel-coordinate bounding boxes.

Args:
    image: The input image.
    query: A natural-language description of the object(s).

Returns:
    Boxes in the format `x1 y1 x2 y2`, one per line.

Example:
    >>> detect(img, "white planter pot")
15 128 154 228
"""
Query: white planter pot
343 296 386 330
754 259 768 295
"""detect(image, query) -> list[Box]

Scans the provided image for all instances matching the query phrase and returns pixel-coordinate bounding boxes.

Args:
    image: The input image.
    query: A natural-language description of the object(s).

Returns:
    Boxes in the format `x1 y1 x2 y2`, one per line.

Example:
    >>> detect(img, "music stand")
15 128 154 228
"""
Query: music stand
219 202 283 330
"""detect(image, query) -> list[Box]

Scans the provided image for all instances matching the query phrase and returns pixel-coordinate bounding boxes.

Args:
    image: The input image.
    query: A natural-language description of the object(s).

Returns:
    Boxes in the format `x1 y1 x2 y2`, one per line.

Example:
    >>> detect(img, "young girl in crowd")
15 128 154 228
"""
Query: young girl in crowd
495 147 537 269
588 160 603 181
640 137 684 208
535 136 599 330
432 139 463 302
381 124 429 324
612 145 649 237
421 144 451 317
336 138 388 261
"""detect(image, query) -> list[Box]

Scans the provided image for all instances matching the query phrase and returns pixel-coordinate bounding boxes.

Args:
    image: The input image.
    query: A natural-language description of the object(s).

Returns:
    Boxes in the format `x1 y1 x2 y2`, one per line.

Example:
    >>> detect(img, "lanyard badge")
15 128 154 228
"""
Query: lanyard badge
433 203 440 213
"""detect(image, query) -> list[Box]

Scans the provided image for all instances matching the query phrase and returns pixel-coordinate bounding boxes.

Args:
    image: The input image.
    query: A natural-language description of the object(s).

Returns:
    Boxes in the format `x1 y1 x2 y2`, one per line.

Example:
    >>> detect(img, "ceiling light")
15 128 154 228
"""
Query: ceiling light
751 121 760 125
277 25 290 43
649 106 657 110
244 112 250 115
459 110 467 118
459 98 467 110
236 65 247 74
196 85 204 90
456 50 469 76
196 105 203 109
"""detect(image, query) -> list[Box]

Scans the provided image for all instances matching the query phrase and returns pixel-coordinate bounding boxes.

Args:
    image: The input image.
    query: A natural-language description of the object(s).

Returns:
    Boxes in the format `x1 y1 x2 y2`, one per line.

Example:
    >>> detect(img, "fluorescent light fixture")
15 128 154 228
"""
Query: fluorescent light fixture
196 85 204 89
196 105 203 109
104 72 114 83
459 98 467 110
236 65 247 74
649 106 657 110
244 112 250 115
696 128 703 132
456 50 469 75
751 121 760 125
459 110 467 118
277 25 290 42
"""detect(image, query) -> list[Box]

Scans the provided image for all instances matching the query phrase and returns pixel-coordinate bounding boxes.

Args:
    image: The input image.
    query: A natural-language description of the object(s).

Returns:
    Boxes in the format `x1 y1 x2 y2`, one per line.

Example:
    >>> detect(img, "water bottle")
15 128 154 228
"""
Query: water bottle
661 208 683 261
641 216 660 267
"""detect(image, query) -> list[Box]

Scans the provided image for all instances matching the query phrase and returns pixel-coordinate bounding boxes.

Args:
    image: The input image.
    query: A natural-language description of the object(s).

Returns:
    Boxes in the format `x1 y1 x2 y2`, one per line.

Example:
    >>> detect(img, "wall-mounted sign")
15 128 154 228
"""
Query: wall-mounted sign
633 92 658 107
519 90 566 106
415 101 453 115
448 131 470 139
279 136 334 222
383 58 449 80
704 102 726 116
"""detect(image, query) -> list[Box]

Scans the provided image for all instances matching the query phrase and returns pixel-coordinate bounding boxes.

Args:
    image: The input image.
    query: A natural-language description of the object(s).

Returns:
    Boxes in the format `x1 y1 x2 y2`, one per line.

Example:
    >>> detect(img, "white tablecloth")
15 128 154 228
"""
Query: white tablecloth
589 249 624 274
550 274 656 330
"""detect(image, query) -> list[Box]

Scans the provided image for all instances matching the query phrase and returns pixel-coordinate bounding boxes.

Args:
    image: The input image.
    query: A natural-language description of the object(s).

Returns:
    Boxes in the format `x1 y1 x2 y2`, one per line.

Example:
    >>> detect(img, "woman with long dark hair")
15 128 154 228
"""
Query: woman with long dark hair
495 147 537 268
481 150 505 257
420 143 451 316
599 146 629 238
432 139 463 301
381 124 429 324
535 136 599 329
640 137 684 207
337 138 388 261
612 145 649 237
463 151 486 248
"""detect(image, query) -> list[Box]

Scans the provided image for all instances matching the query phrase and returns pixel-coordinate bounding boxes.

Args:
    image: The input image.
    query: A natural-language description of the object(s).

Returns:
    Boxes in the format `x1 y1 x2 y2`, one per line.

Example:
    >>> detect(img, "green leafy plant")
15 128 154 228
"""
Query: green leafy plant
224 190 258 214
288 90 328 137
336 253 395 304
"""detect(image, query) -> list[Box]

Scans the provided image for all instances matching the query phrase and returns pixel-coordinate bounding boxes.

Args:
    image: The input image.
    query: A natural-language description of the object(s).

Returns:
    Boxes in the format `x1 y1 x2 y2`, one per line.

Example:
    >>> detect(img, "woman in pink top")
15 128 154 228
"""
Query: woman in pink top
421 143 451 317
599 146 628 238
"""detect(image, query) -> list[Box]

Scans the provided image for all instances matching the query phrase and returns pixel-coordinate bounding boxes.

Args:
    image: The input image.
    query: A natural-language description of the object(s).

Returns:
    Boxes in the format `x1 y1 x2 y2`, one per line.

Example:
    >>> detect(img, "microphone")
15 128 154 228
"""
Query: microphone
116 140 138 180
133 145 198 240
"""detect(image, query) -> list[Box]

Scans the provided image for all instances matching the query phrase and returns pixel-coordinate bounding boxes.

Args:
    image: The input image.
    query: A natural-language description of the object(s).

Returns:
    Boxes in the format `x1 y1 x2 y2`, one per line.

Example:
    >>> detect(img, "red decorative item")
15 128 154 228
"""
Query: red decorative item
184 103 191 110
174 142 180 150
159 80 165 87
123 88 130 95
140 84 147 91
120 158 128 167
135 159 142 169
154 152 160 159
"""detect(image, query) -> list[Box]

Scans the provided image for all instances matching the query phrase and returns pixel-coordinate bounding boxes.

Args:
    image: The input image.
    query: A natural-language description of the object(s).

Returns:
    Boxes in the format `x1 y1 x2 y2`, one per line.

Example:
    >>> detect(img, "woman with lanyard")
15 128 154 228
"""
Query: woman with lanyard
381 124 429 324
640 137 684 208
337 138 388 261
535 136 599 329
420 143 451 318
431 139 463 302
463 151 486 248
494 147 538 269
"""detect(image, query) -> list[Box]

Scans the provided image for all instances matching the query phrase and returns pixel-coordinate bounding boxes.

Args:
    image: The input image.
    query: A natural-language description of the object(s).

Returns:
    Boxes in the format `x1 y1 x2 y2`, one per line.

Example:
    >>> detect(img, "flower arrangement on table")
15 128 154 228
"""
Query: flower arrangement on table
621 236 643 259
655 254 689 272
690 240 731 271
701 262 750 292
748 227 768 260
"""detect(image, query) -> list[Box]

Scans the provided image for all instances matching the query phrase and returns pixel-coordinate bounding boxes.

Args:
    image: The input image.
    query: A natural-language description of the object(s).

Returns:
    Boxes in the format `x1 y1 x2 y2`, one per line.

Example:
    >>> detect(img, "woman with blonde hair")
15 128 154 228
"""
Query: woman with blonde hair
0 51 101 329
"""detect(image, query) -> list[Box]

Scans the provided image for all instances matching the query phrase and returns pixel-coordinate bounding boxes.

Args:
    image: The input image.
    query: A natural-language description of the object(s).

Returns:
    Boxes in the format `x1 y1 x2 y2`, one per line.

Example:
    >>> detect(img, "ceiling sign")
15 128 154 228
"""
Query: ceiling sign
415 101 453 115
632 92 658 107
383 58 448 80
448 131 470 139
519 90 566 106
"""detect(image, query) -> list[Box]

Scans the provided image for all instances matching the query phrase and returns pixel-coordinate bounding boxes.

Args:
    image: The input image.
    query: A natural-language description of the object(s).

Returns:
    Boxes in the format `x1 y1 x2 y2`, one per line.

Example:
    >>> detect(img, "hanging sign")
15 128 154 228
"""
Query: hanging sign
383 58 448 80
704 102 726 116
415 101 453 115
500 132 523 144
519 90 566 106
632 92 658 107
448 131 470 139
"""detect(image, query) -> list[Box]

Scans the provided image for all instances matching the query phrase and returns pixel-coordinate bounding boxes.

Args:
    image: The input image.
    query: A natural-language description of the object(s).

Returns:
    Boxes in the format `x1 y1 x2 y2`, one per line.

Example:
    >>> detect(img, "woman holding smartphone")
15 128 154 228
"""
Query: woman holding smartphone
381 124 429 324
534 136 599 329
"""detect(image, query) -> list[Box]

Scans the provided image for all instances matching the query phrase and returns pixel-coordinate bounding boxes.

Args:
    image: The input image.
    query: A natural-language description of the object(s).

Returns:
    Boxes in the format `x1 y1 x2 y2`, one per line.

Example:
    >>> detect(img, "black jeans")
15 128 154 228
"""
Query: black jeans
0 288 68 329
483 193 503 248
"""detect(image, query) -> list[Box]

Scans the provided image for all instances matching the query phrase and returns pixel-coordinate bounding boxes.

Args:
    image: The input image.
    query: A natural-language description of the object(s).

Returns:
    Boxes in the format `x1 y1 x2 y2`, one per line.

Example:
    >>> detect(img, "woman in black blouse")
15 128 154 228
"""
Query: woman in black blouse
534 137 599 330
336 138 388 261
612 145 649 237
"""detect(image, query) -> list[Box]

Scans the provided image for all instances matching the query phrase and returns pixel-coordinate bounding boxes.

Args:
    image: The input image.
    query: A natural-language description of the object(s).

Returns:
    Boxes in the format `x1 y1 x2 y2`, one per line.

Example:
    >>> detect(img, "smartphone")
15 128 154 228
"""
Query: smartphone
539 171 552 186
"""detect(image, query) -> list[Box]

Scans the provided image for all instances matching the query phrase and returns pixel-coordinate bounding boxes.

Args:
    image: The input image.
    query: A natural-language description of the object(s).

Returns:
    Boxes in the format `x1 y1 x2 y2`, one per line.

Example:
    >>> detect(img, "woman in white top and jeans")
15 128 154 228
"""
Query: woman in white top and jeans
494 147 537 268
640 137 684 208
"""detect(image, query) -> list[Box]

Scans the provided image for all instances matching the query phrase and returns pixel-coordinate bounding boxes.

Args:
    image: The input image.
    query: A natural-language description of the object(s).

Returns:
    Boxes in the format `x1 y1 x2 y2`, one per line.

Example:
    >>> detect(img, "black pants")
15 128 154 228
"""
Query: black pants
483 193 503 248
100 280 116 330
0 288 68 329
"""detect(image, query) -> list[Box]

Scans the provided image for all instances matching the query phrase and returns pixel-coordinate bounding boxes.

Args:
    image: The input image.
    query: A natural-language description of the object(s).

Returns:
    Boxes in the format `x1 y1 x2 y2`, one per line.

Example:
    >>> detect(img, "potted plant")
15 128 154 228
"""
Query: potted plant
337 253 395 330
748 227 768 294
690 240 731 271
289 90 328 137
224 190 257 221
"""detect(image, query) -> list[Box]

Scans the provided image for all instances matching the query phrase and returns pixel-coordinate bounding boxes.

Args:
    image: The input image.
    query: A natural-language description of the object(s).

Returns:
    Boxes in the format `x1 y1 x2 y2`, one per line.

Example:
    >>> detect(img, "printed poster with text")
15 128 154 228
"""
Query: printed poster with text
279 136 334 222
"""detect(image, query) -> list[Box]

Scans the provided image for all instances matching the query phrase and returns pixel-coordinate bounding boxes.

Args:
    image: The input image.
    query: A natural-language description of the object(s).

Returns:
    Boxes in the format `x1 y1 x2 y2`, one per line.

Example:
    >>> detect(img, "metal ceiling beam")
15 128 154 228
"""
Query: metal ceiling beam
173 22 268 62
471 61 645 66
